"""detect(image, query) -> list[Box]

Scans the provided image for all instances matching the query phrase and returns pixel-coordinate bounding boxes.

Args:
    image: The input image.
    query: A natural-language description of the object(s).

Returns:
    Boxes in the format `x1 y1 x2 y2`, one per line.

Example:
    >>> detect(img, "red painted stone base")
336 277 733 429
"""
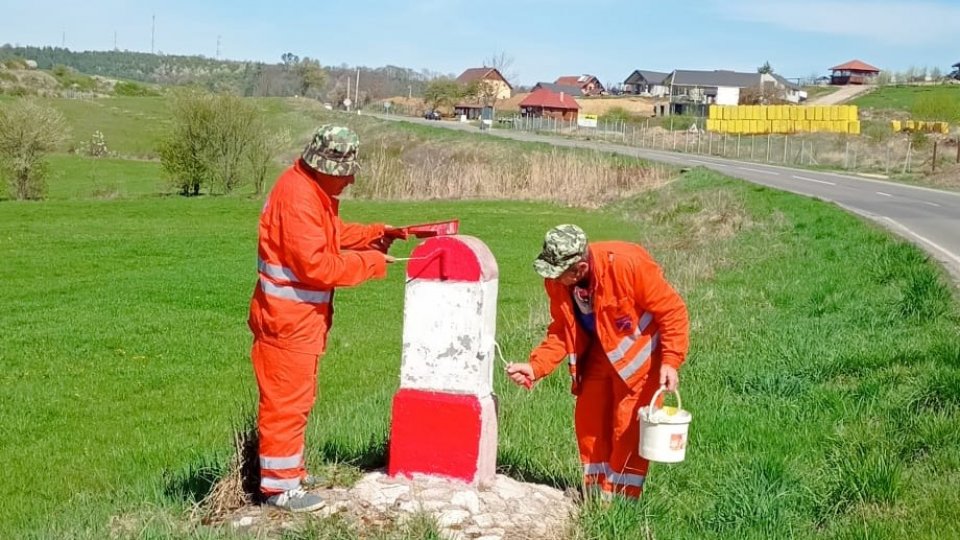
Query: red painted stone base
388 388 497 486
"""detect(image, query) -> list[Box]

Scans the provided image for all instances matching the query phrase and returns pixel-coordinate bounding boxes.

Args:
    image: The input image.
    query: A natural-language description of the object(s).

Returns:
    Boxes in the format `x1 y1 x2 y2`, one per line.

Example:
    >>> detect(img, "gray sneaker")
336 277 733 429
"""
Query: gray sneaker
265 488 326 513
301 474 328 489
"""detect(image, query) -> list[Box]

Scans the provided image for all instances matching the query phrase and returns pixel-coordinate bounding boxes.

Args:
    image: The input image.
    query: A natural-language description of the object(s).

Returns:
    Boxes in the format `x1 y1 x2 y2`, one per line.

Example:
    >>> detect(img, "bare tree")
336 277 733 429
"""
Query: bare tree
485 51 518 86
0 99 70 200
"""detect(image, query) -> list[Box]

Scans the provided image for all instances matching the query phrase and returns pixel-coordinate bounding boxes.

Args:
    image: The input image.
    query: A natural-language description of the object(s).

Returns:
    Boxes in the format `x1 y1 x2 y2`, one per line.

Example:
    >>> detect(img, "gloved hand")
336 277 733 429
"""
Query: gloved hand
370 226 408 253
383 226 409 240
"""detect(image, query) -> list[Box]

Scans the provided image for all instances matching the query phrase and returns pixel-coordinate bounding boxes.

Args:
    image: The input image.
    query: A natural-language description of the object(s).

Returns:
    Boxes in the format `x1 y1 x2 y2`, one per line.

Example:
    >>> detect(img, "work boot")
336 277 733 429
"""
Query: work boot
301 473 328 489
264 488 326 513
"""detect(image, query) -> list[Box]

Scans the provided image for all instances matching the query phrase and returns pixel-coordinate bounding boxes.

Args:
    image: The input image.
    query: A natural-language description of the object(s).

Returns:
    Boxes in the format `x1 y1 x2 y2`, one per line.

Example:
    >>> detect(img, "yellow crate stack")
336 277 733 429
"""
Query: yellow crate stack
704 104 862 134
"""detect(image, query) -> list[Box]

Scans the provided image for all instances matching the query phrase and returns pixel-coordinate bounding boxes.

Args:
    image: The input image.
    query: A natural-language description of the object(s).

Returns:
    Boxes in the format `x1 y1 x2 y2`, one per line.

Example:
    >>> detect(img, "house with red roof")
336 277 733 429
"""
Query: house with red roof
554 75 605 96
830 60 880 85
519 88 581 121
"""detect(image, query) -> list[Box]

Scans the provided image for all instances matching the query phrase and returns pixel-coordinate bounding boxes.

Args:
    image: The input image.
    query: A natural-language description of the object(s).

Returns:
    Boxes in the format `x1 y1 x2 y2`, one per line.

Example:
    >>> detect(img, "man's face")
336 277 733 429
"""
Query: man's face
317 173 355 196
555 260 589 286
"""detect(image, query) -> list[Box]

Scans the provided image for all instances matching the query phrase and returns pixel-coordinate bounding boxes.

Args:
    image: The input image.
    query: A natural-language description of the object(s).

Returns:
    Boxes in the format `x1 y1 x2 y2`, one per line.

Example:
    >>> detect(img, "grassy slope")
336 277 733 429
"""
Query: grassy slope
1 96 959 538
2 166 958 538
852 85 960 116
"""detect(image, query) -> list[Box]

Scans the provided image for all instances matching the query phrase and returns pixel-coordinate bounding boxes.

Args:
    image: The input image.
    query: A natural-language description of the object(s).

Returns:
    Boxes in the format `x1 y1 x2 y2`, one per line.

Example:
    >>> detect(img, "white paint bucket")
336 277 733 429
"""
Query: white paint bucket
638 386 692 463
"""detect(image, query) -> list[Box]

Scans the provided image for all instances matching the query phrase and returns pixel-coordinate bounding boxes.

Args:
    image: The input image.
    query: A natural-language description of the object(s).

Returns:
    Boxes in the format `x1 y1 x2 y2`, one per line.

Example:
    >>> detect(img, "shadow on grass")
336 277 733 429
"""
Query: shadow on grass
314 434 389 471
164 423 262 511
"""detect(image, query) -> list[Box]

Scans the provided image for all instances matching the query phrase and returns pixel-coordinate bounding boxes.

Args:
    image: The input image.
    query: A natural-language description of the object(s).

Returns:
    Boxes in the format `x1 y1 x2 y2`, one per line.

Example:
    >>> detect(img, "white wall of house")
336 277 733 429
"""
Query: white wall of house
647 84 668 97
716 86 740 105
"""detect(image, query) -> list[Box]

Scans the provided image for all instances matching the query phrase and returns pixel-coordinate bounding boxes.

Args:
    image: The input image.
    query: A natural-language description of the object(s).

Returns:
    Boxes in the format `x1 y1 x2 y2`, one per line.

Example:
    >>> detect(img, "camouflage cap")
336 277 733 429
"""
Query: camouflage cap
533 224 588 279
301 125 360 176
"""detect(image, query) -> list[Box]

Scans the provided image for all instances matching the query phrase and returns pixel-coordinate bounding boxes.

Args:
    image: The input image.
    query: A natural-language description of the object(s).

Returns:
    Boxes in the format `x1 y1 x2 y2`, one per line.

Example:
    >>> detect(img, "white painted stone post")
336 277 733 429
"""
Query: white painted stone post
388 235 498 487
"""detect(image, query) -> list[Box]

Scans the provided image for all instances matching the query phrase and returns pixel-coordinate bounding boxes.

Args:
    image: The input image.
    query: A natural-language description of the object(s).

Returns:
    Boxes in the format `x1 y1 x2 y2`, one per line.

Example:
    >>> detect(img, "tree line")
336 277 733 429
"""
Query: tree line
0 45 438 103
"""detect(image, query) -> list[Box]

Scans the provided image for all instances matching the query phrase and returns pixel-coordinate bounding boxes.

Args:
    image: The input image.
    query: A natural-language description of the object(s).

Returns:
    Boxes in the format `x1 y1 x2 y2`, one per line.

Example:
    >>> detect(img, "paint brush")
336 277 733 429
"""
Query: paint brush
494 342 533 389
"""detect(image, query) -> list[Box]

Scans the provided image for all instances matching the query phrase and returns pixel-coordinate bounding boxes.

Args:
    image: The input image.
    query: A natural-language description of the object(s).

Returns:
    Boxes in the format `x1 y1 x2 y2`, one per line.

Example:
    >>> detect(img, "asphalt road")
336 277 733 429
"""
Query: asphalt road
375 114 960 281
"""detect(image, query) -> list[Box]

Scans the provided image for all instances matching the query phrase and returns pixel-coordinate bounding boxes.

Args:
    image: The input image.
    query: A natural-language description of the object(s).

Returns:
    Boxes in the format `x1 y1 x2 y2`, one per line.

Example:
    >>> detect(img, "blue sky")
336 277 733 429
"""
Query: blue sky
3 0 958 86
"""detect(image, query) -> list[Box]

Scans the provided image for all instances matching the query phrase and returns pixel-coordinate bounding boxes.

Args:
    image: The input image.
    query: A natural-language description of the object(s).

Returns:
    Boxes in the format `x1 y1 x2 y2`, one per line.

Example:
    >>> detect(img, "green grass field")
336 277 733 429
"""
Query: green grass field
2 155 959 538
852 85 960 119
2 96 960 538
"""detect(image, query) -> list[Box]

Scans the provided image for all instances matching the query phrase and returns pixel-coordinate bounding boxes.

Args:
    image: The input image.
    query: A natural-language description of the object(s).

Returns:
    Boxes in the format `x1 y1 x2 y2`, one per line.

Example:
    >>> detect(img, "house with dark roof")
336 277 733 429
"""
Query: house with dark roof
554 75 604 96
519 88 581 121
661 70 803 116
829 60 880 85
623 70 670 97
531 82 583 96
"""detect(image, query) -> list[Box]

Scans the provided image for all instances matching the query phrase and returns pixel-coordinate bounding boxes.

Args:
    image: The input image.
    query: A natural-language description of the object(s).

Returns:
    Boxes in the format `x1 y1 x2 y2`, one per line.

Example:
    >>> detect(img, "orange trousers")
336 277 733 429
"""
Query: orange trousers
251 339 320 495
575 344 661 499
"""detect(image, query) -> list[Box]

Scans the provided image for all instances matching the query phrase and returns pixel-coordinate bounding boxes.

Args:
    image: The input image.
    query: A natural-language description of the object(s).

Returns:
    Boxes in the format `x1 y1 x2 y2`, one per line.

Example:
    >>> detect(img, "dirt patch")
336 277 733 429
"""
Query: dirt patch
576 96 663 117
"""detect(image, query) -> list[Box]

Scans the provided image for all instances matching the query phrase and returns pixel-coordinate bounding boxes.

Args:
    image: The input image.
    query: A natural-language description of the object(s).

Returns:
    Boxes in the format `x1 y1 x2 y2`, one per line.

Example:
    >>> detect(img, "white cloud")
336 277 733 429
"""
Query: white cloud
718 0 960 46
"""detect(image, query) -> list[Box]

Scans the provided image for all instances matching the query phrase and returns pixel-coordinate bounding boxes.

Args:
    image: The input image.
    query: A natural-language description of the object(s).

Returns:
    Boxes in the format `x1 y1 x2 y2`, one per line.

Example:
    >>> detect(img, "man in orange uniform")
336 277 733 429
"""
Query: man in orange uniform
507 224 689 499
248 125 397 512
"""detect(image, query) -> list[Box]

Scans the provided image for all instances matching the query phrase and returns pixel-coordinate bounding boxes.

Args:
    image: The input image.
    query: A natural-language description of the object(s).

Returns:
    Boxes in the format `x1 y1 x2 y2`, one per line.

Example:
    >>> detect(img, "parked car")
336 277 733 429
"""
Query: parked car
424 110 442 121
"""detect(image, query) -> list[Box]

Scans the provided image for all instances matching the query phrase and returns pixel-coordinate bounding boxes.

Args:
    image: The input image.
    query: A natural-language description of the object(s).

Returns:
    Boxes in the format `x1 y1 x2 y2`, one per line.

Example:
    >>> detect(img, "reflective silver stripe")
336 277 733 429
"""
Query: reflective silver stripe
583 462 611 476
607 312 654 362
618 333 660 381
607 333 636 362
258 257 300 282
261 476 301 491
637 311 654 332
568 353 577 366
259 278 331 304
260 452 302 470
608 471 646 488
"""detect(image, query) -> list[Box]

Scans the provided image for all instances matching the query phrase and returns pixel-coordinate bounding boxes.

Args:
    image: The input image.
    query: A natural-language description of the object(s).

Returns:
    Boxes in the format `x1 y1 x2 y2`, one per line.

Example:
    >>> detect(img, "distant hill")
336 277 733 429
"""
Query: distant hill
0 45 438 103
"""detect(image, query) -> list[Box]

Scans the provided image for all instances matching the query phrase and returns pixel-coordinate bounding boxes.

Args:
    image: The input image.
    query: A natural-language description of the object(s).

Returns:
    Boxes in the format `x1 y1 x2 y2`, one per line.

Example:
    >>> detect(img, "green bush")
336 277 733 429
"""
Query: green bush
114 81 159 97
0 99 71 199
599 106 634 124
50 65 98 93
159 90 277 195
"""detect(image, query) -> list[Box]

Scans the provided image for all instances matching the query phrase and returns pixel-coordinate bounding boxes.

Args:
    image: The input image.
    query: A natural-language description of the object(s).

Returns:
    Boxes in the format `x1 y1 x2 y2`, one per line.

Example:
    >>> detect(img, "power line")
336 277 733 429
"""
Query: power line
151 14 155 54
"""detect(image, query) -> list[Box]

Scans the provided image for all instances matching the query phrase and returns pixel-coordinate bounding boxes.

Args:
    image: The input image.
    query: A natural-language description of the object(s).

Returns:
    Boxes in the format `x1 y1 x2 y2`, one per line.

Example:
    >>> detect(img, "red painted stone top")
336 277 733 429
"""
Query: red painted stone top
406 236 498 282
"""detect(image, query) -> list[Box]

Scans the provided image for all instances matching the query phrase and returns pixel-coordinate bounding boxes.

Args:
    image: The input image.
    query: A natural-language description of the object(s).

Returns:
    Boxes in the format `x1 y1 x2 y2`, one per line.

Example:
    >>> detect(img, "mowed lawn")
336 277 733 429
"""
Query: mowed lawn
2 158 960 538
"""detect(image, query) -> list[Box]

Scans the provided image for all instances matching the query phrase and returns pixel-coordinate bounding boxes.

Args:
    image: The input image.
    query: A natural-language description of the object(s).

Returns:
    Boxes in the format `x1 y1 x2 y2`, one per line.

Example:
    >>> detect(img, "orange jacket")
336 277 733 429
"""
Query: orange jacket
248 160 387 355
529 241 689 393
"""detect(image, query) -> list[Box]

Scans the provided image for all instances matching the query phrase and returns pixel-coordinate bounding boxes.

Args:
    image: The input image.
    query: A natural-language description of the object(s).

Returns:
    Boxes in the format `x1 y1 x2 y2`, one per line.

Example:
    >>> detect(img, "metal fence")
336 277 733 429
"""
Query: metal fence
368 104 960 176
497 116 960 175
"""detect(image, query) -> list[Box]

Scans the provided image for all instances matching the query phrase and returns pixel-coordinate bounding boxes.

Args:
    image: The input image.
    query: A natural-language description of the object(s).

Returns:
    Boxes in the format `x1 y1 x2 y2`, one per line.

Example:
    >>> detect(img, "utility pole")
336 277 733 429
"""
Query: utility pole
216 35 221 59
355 68 360 105
113 31 118 51
151 15 156 54
61 30 65 48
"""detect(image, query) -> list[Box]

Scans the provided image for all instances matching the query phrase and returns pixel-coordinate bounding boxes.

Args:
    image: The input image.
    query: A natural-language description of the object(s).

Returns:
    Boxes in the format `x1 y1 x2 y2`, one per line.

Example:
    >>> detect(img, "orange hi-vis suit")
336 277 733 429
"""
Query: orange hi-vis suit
248 160 387 495
529 241 689 498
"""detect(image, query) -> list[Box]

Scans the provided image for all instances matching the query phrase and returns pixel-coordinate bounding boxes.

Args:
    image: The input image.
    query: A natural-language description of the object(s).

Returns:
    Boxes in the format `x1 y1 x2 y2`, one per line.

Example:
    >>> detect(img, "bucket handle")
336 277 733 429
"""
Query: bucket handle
646 386 681 423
